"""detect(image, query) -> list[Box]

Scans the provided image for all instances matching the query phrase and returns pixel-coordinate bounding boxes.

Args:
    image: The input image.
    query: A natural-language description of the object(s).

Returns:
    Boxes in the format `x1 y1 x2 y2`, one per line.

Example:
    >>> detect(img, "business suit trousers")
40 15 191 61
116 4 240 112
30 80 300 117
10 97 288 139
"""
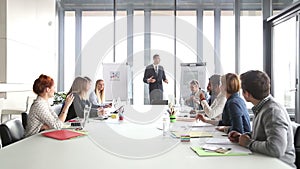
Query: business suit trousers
149 89 163 104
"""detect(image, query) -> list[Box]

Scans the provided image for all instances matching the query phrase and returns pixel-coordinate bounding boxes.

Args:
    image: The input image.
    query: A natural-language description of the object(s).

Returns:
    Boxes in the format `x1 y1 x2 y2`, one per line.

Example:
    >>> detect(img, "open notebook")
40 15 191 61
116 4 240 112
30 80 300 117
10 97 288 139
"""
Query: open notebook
171 131 213 138
42 130 84 140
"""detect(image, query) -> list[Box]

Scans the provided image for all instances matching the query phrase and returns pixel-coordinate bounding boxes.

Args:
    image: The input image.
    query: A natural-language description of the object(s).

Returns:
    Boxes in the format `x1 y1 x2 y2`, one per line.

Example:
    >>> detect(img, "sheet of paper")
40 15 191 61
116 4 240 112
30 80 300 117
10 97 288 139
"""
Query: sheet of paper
205 138 234 145
171 131 213 138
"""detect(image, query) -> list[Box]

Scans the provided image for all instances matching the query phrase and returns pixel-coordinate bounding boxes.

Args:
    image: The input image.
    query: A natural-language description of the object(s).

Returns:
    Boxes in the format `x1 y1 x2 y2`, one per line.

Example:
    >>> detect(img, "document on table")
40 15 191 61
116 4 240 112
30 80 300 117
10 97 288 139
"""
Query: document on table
171 131 213 138
191 146 251 156
205 138 234 145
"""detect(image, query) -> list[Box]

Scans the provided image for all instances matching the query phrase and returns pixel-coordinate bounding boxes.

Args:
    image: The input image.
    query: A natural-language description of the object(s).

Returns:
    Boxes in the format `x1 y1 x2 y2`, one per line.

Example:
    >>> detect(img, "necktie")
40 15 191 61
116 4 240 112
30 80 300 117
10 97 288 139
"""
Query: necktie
155 65 158 74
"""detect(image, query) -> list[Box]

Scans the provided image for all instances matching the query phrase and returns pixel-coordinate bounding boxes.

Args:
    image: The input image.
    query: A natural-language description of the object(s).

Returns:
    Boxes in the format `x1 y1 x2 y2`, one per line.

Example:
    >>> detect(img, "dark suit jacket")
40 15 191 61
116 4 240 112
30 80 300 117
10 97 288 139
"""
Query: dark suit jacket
143 64 167 92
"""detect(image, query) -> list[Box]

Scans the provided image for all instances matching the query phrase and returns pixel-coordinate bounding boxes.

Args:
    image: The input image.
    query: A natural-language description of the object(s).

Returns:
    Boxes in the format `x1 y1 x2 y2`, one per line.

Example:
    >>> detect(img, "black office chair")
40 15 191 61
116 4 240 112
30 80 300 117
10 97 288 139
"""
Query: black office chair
0 118 24 147
151 100 168 105
21 112 28 129
294 125 300 168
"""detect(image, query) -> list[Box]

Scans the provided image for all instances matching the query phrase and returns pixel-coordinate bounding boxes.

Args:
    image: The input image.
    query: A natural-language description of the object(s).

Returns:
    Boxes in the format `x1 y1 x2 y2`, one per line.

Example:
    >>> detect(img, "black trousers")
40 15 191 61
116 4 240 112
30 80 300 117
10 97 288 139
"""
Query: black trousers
149 89 163 104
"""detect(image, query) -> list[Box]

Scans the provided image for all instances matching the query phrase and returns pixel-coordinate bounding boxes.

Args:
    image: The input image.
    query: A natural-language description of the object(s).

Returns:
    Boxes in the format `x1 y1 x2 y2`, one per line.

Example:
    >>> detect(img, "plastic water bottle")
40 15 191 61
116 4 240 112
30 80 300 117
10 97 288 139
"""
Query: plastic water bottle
180 97 184 106
162 111 170 136
117 97 122 107
180 97 184 111
83 104 90 127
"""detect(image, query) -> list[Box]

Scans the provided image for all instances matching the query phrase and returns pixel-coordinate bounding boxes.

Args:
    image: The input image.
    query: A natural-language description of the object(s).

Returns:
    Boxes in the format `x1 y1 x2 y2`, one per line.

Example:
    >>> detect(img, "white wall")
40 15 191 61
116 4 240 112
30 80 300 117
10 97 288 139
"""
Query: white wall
6 0 57 84
0 0 7 84
1 0 57 109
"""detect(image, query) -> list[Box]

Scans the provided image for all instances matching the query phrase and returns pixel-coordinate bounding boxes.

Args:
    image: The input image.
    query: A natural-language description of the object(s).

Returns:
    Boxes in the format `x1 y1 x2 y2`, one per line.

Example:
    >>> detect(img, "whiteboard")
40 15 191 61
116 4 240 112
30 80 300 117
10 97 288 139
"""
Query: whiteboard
180 63 207 99
103 63 129 101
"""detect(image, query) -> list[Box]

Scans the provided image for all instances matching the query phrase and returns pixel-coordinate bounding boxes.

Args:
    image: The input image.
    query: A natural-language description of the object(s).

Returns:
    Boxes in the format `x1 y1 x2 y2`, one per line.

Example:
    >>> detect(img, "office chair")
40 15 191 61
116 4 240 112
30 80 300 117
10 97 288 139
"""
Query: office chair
151 100 168 105
294 124 300 168
0 118 24 147
21 112 28 129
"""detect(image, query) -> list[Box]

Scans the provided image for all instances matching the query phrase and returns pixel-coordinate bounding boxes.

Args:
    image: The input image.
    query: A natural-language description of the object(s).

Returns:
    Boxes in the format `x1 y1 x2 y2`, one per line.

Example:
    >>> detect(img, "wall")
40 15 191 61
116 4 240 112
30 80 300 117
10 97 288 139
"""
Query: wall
6 0 57 84
0 0 7 84
0 0 57 109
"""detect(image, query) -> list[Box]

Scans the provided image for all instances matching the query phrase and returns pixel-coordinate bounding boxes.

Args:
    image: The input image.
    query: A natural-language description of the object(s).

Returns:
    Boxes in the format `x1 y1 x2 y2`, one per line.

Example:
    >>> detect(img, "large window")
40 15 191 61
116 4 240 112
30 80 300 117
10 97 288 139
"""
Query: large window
240 10 263 73
273 17 297 111
59 1 268 105
203 10 214 75
151 10 175 103
176 11 197 63
132 10 145 105
220 10 235 74
115 11 127 63
82 11 113 64
176 10 197 102
64 11 75 90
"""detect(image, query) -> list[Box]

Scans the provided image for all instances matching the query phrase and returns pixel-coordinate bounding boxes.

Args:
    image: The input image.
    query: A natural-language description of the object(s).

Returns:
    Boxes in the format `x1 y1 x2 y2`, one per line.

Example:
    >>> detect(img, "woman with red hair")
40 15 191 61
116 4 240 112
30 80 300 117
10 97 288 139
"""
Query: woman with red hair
25 74 74 137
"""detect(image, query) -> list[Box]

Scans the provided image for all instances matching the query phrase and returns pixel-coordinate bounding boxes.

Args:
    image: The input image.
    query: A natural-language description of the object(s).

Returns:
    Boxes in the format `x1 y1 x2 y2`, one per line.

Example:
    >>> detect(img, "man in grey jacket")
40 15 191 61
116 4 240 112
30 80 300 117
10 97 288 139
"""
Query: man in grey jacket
229 70 295 168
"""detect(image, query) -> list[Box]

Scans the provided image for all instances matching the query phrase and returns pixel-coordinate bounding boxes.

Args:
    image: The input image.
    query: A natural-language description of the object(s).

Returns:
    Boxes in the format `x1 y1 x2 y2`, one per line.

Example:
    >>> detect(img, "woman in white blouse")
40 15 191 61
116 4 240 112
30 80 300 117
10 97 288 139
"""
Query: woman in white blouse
25 74 74 137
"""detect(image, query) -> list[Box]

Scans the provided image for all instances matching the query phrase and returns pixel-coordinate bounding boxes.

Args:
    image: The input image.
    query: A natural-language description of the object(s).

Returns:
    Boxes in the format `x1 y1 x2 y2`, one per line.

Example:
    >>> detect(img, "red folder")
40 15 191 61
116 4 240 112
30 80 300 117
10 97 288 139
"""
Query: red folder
42 130 84 140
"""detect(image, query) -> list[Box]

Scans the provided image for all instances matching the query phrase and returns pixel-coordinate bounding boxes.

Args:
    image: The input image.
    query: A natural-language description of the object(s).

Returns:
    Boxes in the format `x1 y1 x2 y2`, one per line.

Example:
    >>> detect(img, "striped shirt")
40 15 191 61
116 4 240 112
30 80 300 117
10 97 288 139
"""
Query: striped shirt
25 96 63 137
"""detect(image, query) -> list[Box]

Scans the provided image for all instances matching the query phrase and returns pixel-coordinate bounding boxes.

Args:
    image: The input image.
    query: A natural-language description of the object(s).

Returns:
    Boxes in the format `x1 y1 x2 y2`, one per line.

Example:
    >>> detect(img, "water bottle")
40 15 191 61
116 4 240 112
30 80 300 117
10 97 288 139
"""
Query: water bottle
162 111 170 136
180 97 184 106
83 104 90 127
117 97 122 107
180 97 184 111
127 98 131 105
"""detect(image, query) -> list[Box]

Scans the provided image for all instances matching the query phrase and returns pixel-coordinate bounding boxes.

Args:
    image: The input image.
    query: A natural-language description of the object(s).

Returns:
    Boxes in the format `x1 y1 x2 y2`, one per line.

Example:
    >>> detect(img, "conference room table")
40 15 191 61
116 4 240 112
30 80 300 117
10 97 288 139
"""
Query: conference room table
0 105 294 169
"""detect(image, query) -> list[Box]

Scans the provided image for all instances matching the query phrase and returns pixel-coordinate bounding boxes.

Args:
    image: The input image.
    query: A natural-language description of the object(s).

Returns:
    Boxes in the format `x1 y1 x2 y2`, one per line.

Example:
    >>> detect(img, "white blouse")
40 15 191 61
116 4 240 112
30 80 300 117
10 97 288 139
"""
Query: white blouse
25 96 63 137
200 92 227 121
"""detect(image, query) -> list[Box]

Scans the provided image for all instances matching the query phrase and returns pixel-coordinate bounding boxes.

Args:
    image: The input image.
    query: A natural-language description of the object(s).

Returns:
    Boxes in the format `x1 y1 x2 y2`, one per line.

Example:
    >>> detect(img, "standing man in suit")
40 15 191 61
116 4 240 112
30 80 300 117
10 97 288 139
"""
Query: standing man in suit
143 54 168 104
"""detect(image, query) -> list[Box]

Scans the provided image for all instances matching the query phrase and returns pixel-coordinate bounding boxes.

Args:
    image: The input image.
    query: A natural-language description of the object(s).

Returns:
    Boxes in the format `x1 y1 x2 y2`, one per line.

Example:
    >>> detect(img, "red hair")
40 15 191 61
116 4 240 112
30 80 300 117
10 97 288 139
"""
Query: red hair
33 74 54 95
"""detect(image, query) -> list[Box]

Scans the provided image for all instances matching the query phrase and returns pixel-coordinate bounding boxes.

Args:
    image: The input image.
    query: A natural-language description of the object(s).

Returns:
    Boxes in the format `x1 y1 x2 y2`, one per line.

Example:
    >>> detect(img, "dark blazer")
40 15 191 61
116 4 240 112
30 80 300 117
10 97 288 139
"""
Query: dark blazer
143 64 167 92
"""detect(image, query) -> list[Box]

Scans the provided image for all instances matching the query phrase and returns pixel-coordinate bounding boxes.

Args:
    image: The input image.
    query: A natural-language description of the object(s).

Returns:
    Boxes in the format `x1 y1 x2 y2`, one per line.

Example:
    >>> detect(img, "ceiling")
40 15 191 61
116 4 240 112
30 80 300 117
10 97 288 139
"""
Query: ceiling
58 0 294 10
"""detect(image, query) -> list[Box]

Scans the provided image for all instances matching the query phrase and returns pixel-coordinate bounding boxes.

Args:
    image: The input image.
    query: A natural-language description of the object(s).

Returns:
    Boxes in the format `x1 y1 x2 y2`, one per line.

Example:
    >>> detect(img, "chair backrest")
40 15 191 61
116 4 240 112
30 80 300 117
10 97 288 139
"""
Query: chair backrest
21 96 35 130
25 96 36 113
0 118 24 147
0 98 4 122
21 112 28 129
151 100 168 105
294 124 300 168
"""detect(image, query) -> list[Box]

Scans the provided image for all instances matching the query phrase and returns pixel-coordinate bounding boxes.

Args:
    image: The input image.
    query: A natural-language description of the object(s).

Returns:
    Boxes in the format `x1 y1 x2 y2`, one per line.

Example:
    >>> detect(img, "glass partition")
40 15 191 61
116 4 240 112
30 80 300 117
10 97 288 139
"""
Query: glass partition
272 16 297 116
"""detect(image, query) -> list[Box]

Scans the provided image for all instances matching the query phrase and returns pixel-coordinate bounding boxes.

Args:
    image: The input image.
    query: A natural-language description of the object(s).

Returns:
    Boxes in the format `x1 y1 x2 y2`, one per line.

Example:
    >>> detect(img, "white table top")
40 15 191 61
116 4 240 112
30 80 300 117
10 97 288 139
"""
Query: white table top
0 105 294 169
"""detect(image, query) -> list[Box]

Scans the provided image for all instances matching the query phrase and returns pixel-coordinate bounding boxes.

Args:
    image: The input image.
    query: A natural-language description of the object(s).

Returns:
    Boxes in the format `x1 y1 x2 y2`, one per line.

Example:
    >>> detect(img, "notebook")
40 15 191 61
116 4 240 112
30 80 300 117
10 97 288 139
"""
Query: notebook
191 146 251 156
171 131 213 138
42 130 84 140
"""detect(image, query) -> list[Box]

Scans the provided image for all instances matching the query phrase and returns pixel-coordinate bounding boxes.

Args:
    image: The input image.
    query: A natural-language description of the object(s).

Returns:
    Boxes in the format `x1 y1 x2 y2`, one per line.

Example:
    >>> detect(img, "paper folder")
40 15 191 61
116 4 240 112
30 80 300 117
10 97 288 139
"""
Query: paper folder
42 130 84 140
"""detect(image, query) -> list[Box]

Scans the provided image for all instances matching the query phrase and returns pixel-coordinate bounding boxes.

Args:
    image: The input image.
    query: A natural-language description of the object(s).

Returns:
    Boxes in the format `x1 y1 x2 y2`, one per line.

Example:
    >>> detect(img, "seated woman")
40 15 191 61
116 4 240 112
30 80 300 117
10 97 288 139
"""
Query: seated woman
25 74 74 137
89 79 105 106
196 74 226 121
63 77 104 121
196 73 251 134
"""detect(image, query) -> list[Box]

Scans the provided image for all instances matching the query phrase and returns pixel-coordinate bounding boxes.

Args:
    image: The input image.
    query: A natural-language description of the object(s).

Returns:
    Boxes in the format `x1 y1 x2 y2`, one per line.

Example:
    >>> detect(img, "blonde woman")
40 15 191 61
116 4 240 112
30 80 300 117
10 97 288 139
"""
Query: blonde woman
89 79 105 106
63 77 104 121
